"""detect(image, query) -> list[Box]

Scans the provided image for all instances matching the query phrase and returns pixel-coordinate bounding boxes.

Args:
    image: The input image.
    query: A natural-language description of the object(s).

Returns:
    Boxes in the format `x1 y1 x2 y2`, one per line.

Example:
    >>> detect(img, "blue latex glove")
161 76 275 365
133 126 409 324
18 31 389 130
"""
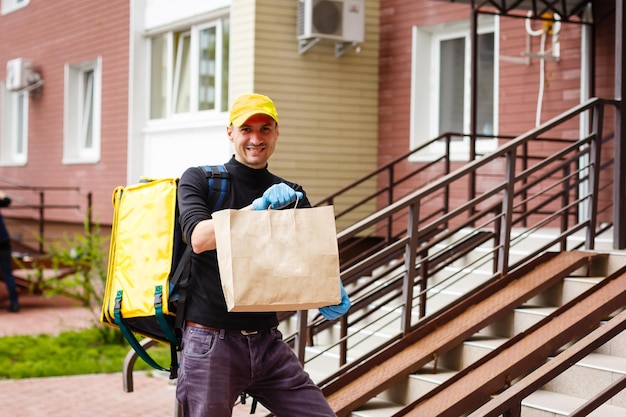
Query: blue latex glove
252 183 304 210
319 280 351 320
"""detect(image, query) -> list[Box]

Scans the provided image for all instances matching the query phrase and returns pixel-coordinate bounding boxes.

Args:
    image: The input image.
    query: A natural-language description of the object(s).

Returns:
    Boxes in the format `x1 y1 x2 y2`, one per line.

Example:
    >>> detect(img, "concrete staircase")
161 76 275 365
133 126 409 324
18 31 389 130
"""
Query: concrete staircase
344 251 626 416
279 226 626 416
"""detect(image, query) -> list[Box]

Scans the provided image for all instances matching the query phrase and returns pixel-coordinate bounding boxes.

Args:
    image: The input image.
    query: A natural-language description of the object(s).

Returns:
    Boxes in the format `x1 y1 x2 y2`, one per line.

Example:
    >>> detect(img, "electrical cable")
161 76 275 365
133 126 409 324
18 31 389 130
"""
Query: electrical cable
525 11 561 127
536 32 547 127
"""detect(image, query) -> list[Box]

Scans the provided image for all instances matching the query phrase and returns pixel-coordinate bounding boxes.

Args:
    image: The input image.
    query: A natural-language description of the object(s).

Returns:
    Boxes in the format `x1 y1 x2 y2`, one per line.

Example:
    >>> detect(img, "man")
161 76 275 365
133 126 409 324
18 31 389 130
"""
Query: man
176 93 350 416
0 191 19 312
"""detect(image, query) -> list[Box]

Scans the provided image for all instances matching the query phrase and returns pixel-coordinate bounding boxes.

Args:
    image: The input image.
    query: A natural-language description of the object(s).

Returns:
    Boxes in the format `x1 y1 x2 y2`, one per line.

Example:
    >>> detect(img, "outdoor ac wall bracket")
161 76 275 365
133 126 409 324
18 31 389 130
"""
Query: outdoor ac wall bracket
298 37 360 58
335 41 360 58
299 37 321 55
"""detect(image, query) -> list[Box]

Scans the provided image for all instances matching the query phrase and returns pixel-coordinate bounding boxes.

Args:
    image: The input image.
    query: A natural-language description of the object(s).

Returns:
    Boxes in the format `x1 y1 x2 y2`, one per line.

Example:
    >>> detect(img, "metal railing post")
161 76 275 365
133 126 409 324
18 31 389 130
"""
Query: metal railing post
387 165 394 242
87 192 93 233
587 102 604 249
561 163 571 252
402 201 420 333
38 191 45 254
498 148 517 275
339 314 348 366
295 309 308 364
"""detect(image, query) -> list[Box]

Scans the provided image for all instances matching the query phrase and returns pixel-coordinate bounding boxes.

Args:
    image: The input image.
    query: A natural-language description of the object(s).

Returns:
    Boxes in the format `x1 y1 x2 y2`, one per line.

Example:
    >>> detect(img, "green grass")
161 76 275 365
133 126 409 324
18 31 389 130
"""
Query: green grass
0 327 172 379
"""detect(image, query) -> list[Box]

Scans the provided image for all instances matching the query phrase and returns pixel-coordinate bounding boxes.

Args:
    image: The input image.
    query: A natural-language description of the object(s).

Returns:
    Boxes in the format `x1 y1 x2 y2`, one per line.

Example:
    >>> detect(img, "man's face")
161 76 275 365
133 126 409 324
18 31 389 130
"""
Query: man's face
227 113 279 169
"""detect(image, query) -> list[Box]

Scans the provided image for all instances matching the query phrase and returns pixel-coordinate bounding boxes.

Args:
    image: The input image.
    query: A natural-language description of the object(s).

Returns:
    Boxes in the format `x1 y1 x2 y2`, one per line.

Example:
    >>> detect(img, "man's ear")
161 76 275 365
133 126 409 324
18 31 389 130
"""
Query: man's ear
226 125 234 142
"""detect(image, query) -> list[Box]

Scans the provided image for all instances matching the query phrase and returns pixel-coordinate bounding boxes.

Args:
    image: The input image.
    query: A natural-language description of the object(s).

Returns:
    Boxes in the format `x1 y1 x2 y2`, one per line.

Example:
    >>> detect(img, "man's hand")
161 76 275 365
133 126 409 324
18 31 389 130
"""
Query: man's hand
319 280 351 321
252 183 303 210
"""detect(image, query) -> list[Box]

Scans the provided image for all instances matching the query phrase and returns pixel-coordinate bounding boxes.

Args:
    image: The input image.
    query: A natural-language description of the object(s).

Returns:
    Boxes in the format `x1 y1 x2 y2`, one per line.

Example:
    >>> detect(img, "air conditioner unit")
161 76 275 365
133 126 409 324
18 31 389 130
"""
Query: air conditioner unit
297 0 365 43
6 58 34 91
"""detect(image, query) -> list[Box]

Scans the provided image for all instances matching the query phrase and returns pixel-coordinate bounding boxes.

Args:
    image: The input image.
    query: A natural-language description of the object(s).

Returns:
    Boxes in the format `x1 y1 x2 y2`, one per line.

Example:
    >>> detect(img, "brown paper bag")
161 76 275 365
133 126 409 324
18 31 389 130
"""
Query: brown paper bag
212 206 341 312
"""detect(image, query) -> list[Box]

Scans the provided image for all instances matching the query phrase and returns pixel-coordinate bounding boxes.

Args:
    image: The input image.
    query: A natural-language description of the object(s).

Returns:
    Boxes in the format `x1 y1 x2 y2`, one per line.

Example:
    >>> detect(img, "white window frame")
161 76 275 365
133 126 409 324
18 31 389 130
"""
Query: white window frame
172 30 192 114
148 17 228 122
0 82 29 166
63 57 102 164
410 16 499 161
1 0 29 15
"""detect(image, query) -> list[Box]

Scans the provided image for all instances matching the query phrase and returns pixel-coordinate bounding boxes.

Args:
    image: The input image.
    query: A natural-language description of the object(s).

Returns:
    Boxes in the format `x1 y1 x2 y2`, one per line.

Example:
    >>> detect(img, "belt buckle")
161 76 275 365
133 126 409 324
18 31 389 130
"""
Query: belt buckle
241 330 258 336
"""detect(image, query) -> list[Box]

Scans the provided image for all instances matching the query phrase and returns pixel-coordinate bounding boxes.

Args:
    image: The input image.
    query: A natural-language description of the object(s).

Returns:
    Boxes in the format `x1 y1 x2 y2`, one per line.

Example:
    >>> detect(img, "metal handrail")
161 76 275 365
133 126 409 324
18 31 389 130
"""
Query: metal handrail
0 177 92 253
285 97 620 415
313 131 520 239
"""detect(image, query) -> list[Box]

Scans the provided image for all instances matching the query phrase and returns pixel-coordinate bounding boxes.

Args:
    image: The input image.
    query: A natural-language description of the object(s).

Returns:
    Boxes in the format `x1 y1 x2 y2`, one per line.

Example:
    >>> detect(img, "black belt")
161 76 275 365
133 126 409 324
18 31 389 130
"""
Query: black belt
186 321 261 335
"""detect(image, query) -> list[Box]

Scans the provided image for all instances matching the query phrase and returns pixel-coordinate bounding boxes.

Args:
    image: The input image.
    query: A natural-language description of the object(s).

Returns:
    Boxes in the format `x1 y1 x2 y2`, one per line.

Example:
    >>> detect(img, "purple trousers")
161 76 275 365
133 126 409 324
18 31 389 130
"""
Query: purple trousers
176 325 336 417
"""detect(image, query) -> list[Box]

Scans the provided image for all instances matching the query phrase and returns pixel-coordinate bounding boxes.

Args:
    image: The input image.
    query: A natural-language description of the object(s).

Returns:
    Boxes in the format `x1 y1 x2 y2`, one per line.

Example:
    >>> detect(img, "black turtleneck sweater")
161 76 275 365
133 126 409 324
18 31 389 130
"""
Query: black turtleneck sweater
177 156 310 330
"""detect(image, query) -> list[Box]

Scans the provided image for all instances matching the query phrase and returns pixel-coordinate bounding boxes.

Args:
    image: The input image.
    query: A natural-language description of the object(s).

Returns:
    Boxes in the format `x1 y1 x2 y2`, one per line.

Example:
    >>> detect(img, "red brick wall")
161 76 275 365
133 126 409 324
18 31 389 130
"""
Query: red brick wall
378 0 616 225
498 12 583 135
0 0 129 227
379 1 468 167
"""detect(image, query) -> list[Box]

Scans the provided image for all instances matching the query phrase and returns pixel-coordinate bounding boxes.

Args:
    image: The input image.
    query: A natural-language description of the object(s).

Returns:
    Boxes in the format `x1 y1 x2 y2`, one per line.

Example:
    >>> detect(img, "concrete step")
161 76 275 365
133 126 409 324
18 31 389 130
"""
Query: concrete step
506 229 596 254
471 306 557 338
522 389 626 416
301 341 350 383
561 276 603 304
453 337 507 368
432 266 495 293
303 317 404 382
350 398 404 417
408 366 455 398
512 306 556 334
397 366 454 402
525 276 602 307
424 290 463 315
595 319 626 359
542 353 626 403
360 366 456 414
309 323 396 363
433 241 495 273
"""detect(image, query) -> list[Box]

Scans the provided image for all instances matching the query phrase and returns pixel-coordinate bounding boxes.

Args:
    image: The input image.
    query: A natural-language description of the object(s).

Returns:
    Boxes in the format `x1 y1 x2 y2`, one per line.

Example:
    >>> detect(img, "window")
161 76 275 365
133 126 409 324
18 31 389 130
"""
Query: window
411 16 498 160
1 0 29 15
64 58 102 164
149 17 229 120
0 83 29 166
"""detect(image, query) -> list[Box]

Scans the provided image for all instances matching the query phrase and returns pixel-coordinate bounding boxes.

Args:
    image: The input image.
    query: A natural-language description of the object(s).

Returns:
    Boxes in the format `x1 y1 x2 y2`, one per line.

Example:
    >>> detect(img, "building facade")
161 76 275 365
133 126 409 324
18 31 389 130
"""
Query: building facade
0 0 618 247
0 0 380 246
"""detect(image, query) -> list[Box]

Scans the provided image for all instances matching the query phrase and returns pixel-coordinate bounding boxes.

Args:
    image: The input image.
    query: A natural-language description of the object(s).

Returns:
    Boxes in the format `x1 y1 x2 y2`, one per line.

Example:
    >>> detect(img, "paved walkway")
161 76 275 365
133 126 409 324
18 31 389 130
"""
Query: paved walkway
0 288 261 416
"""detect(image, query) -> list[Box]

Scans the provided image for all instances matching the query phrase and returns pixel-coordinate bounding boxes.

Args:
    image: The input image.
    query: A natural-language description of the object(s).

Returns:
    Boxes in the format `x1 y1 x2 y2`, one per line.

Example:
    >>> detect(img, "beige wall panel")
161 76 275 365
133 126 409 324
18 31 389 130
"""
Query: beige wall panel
230 0 257 98
248 0 380 219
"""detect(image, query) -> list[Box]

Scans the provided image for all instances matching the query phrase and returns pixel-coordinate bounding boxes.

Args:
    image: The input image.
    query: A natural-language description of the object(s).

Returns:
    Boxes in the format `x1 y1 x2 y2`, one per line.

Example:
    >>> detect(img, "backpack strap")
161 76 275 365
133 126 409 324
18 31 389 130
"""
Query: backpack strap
172 165 230 337
113 290 170 373
205 165 229 212
154 285 179 345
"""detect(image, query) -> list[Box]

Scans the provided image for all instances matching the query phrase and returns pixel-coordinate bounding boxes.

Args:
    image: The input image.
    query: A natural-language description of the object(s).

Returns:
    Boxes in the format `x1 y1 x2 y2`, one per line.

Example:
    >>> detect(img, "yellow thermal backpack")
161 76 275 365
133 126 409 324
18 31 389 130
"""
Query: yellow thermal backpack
101 165 229 378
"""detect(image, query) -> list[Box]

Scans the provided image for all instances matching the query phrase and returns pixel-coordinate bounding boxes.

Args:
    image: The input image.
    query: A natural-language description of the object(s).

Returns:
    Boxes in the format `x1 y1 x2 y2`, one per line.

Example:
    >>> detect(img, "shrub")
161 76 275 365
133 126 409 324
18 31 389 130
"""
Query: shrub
33 215 123 343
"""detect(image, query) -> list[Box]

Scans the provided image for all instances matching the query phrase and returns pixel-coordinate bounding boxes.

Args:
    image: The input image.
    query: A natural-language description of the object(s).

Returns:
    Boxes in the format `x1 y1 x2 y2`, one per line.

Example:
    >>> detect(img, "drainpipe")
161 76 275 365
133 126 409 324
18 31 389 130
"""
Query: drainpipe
579 4 593 223
615 0 626 249
469 7 478 219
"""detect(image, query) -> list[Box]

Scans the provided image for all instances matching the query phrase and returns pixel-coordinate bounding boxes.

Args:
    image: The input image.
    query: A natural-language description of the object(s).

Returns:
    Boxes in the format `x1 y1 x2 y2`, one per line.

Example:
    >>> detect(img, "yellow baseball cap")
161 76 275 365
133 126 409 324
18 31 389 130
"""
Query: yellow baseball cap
229 93 279 126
